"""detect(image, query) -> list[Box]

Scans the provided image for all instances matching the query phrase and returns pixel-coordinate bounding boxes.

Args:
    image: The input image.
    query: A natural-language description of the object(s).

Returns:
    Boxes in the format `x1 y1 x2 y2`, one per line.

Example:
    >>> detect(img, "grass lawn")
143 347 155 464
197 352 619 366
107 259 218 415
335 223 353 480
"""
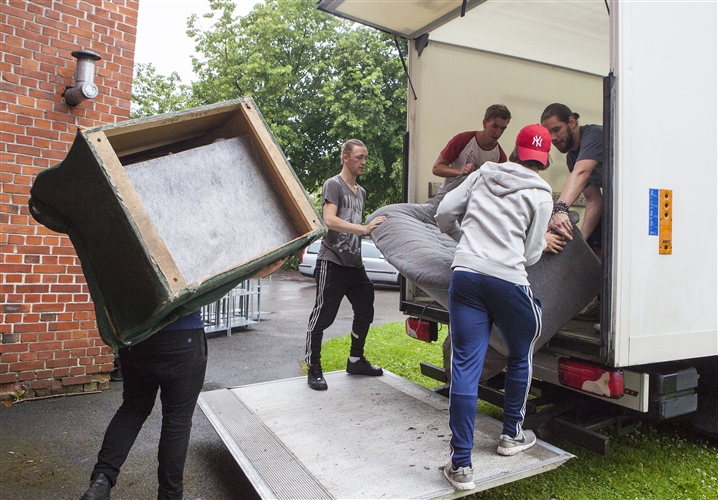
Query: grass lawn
320 322 718 500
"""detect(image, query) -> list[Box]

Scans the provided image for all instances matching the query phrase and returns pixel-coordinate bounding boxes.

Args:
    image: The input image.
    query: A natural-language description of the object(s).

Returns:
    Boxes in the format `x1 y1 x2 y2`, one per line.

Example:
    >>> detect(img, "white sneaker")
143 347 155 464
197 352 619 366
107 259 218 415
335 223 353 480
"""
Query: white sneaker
443 461 475 491
497 429 537 456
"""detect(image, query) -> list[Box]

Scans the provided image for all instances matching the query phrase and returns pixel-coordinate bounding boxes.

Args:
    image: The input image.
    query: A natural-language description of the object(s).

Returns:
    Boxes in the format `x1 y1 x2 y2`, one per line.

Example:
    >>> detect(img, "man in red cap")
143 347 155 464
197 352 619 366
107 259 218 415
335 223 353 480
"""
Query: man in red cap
435 124 553 491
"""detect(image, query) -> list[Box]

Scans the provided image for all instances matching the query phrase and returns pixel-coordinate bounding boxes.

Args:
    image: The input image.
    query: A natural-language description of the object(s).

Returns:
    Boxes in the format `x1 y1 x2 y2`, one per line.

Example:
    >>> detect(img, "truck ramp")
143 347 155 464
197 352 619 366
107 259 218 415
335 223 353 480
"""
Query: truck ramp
198 371 573 499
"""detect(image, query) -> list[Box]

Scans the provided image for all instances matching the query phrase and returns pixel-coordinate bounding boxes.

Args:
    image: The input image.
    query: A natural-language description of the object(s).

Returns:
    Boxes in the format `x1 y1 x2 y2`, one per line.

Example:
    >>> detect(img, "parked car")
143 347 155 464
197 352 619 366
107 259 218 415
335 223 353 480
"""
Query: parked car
299 238 401 285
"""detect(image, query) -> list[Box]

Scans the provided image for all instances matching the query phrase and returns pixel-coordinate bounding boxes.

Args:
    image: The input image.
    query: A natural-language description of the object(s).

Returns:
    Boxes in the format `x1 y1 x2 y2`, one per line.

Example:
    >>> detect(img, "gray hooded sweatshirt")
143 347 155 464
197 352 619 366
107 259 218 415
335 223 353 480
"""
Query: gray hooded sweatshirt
435 161 553 286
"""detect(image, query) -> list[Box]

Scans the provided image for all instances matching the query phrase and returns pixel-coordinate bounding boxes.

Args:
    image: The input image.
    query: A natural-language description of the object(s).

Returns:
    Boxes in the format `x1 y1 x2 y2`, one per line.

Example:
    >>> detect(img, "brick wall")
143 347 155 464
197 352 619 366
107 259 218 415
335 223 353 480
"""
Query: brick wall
1 0 139 401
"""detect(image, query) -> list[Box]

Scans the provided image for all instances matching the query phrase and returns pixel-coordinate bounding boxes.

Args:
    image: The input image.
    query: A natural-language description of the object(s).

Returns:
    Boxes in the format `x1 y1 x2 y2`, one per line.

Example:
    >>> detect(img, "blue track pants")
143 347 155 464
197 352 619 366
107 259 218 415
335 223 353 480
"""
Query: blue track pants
448 270 542 467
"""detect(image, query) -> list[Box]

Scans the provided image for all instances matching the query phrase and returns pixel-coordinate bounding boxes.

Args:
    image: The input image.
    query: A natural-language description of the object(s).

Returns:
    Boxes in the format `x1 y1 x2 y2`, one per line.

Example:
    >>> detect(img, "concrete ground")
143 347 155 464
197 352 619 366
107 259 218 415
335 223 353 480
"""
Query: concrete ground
0 271 406 500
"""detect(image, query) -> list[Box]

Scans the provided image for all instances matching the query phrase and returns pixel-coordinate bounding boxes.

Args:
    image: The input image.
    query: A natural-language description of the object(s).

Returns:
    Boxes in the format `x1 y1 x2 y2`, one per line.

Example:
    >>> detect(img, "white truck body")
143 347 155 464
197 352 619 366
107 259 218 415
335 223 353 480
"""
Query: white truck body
319 0 717 418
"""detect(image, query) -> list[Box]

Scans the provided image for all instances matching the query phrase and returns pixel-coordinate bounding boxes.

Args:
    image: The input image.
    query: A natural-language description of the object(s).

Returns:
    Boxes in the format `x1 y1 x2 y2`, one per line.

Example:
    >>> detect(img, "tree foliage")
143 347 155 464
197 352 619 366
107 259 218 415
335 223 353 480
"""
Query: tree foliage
130 63 194 119
187 0 407 213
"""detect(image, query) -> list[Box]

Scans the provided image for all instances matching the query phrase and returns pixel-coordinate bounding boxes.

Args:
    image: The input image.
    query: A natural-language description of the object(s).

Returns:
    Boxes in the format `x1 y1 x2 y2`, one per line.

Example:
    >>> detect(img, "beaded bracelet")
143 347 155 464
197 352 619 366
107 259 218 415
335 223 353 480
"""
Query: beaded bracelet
552 201 569 215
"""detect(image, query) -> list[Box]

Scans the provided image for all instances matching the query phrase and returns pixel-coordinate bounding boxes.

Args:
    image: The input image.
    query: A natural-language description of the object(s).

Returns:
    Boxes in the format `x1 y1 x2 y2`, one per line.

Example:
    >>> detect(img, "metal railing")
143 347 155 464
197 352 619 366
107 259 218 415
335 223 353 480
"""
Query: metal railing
201 277 271 335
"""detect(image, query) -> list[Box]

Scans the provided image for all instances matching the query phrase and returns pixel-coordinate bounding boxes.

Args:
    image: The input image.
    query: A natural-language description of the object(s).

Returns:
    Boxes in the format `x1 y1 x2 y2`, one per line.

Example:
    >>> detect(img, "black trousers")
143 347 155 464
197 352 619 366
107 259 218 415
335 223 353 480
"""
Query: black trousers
305 260 375 367
92 327 207 500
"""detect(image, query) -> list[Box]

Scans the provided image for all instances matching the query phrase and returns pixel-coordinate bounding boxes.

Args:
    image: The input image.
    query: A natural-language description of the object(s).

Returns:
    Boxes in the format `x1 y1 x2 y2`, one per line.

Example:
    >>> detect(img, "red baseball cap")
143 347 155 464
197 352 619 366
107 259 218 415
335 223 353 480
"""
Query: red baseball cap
515 124 551 165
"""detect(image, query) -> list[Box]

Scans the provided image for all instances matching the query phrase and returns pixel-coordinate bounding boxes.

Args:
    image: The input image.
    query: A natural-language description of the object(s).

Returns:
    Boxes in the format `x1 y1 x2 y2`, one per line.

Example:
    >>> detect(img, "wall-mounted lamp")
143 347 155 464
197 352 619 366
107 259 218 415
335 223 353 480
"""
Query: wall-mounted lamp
62 50 101 106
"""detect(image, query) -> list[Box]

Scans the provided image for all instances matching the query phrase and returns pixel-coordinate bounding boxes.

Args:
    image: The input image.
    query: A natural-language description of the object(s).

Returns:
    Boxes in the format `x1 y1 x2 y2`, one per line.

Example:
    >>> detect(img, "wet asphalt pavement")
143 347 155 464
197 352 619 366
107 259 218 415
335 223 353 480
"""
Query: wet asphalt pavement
0 271 406 500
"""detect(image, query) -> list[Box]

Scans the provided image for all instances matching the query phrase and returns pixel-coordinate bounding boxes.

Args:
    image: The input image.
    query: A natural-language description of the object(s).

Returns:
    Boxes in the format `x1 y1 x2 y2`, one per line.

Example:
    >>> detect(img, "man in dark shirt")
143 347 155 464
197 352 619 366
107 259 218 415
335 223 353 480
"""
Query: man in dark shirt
81 260 286 500
541 103 604 259
304 139 386 391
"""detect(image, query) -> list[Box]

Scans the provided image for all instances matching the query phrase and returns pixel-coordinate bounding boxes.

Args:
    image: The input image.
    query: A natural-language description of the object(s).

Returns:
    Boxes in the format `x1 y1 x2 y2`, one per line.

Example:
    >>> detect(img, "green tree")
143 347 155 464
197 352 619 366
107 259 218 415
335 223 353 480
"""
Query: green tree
131 63 194 118
322 28 407 211
187 0 407 213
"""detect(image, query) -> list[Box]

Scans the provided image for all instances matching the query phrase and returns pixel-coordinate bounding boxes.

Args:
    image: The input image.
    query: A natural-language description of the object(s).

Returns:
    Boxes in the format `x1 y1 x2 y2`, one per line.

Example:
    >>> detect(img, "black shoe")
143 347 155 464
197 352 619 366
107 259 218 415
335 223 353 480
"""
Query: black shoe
307 364 327 391
81 473 111 500
346 357 383 376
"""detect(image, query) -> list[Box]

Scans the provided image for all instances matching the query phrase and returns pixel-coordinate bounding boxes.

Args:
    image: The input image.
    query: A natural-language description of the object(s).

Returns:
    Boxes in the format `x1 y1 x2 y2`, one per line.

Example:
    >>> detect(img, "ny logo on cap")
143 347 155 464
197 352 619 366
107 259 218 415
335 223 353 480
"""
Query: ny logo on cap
532 136 543 148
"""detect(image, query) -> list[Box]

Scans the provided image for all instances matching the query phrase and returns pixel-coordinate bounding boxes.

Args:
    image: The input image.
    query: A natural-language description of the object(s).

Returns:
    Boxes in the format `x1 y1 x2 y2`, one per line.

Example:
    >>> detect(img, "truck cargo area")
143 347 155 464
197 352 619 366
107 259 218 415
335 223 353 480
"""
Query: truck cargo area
198 371 572 499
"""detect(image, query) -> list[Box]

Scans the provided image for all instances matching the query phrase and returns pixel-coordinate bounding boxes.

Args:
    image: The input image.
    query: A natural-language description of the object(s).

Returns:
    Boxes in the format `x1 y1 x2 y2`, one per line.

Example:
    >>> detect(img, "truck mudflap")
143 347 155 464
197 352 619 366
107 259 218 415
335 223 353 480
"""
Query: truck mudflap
199 371 573 499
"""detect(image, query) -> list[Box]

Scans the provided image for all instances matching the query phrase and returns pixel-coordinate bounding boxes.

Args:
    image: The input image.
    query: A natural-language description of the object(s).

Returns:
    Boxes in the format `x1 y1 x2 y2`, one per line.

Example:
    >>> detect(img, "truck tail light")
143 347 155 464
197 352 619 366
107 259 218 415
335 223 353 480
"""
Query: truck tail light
405 317 438 342
558 358 624 399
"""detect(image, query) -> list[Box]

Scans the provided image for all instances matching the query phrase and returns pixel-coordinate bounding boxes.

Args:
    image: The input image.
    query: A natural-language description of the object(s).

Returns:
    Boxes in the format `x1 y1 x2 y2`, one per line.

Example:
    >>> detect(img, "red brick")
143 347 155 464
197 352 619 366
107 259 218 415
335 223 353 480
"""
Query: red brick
0 304 28 314
3 313 23 323
0 343 29 354
64 338 91 349
13 322 47 333
55 349 71 359
15 284 49 294
1 353 19 363
46 358 75 369
9 360 44 372
95 354 114 364
18 370 35 381
19 352 37 362
39 331 57 342
62 375 91 386
21 313 40 324
56 331 72 341
32 303 63 313
29 341 62 352
53 367 69 378
66 303 93 312
68 365 85 376
0 373 18 384
30 379 54 389
1 263 33 273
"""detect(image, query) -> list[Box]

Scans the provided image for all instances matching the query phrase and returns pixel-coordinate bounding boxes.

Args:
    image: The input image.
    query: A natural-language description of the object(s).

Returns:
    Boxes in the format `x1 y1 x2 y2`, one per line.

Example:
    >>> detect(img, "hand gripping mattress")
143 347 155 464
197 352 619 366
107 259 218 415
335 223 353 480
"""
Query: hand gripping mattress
367 175 601 379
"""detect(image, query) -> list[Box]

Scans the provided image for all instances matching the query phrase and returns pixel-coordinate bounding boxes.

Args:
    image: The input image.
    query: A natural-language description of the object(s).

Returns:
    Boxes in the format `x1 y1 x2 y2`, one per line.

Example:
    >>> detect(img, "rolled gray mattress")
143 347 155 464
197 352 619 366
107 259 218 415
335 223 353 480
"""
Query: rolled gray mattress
367 175 601 380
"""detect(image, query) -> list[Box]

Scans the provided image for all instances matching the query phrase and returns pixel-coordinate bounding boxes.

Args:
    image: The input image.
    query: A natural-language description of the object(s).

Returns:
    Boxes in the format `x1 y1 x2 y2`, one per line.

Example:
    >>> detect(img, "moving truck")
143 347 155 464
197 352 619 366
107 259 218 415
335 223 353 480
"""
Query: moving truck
198 3 715 496
318 0 718 450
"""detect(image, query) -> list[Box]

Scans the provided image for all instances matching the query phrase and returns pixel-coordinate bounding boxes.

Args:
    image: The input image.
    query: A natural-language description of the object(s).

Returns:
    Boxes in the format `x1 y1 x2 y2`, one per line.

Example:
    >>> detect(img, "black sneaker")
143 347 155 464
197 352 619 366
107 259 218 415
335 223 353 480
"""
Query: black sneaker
346 357 383 376
81 472 111 500
307 364 327 391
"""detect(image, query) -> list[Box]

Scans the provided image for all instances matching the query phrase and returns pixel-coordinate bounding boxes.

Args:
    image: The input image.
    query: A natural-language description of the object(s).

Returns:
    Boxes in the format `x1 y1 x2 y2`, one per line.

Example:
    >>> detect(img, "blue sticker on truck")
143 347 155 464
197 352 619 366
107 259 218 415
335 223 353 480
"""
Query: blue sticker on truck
649 188 658 235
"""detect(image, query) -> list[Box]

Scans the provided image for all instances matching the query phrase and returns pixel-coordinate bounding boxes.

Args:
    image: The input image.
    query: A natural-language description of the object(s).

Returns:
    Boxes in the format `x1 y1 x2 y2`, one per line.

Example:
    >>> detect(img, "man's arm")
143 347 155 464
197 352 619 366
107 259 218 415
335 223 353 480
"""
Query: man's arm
432 154 475 178
435 174 475 241
580 183 602 240
323 202 385 236
549 158 598 238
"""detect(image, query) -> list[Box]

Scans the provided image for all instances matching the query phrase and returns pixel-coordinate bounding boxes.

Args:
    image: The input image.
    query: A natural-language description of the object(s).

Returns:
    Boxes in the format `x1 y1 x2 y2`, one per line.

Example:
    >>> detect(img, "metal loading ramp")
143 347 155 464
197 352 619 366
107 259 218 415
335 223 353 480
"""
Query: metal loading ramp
198 372 573 499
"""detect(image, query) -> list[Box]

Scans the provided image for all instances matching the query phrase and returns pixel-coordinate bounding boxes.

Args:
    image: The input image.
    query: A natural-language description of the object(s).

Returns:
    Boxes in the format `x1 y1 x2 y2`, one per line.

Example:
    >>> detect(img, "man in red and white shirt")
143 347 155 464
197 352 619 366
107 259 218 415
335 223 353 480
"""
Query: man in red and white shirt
432 104 512 188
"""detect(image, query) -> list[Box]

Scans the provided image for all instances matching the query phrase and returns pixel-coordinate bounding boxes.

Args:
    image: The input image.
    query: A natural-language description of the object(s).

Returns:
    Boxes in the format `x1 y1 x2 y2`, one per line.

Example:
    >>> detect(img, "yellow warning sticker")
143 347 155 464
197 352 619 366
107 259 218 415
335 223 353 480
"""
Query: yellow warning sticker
659 189 672 255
